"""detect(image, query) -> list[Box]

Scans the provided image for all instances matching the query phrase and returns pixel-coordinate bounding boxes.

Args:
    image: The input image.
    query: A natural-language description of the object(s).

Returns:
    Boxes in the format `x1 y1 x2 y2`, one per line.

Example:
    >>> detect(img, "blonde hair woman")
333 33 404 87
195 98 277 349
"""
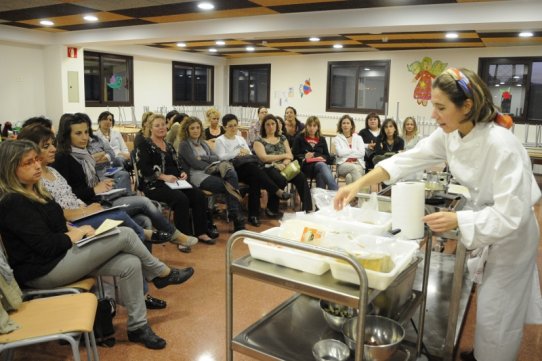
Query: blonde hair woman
402 116 420 150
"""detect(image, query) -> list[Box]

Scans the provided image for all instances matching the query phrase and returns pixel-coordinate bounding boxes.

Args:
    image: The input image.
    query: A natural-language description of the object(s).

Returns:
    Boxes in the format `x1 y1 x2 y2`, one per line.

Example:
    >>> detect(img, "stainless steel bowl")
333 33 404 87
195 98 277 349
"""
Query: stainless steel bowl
319 300 358 332
312 339 350 361
342 315 405 361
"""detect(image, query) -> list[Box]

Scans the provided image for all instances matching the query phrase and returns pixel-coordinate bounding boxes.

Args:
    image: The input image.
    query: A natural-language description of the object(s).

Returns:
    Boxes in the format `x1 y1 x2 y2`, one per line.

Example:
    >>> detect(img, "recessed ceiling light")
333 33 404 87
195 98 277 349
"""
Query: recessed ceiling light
495 84 500 87
333 44 343 49
445 32 459 39
519 31 533 37
83 15 98 22
209 48 217 53
364 68 371 71
309 37 320 42
516 84 522 87
176 42 187 47
513 75 520 79
246 46 255 52
500 82 505 85
198 2 214 10
215 40 225 46
40 20 54 26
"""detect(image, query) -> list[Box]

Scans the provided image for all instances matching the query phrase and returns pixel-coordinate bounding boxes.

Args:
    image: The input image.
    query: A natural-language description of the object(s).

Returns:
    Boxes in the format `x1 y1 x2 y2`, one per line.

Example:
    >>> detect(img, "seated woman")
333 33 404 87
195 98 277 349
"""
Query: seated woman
134 111 154 149
52 113 196 252
373 118 405 165
19 123 175 310
0 140 194 350
253 114 313 213
358 112 381 171
166 112 189 151
74 113 132 192
215 114 292 226
292 116 338 190
203 108 225 151
135 113 217 248
402 116 421 150
333 114 365 184
95 111 132 171
178 117 245 231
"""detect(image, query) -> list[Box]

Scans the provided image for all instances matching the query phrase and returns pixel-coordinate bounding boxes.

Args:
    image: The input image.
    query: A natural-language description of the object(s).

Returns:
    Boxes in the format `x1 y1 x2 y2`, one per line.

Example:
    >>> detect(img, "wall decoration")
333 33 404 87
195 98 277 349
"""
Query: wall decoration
407 57 447 106
299 78 312 97
107 74 123 89
288 87 294 98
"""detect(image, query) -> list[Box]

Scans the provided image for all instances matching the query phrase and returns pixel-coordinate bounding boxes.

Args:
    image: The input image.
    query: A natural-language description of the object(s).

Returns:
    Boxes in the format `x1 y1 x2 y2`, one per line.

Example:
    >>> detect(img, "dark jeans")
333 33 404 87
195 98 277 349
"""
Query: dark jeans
235 163 280 217
264 167 313 212
143 183 208 236
73 209 145 242
111 195 176 235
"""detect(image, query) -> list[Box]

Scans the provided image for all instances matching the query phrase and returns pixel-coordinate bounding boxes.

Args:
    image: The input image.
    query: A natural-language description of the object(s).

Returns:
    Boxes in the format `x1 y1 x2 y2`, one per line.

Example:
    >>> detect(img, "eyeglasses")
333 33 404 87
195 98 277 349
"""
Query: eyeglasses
19 156 41 168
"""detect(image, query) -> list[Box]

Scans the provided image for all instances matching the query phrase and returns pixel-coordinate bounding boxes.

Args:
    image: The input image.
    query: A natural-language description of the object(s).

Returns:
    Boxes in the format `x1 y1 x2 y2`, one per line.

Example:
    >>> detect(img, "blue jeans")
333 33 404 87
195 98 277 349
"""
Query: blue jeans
72 209 145 241
314 162 338 190
112 195 175 235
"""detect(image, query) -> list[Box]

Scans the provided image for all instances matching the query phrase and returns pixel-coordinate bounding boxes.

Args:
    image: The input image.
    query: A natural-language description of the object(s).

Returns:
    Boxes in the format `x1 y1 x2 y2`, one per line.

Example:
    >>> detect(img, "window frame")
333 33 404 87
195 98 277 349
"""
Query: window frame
84 51 134 107
229 64 271 108
326 60 391 115
478 56 542 124
172 61 214 106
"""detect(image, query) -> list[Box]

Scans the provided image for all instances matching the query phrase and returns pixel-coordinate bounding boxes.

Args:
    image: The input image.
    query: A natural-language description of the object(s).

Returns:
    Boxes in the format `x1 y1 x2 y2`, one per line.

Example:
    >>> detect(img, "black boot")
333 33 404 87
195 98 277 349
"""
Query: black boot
233 213 245 232
206 208 219 239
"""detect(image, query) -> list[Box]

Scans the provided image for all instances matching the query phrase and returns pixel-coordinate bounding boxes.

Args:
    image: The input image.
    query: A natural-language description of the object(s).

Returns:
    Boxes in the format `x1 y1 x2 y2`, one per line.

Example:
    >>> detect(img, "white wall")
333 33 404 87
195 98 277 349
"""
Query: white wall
0 42 47 126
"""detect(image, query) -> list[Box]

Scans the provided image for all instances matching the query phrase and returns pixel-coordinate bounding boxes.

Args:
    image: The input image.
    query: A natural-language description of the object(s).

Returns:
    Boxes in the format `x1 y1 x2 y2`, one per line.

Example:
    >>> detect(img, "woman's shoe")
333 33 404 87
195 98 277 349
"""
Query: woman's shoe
145 294 167 309
264 208 283 219
199 236 217 245
127 324 166 350
177 245 191 253
169 231 198 247
207 224 219 239
152 267 194 289
248 216 261 227
233 216 245 231
150 230 171 244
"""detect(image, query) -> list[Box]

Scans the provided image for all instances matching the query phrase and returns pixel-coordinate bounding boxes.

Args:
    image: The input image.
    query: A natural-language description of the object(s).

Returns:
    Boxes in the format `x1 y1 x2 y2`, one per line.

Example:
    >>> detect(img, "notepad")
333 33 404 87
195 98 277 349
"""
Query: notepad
104 167 123 177
71 204 129 222
76 219 123 247
165 179 193 189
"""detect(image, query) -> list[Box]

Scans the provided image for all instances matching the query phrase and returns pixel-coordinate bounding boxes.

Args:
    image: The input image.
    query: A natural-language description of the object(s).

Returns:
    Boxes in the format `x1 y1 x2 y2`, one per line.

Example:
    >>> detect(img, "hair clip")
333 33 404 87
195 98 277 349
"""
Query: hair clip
444 67 472 99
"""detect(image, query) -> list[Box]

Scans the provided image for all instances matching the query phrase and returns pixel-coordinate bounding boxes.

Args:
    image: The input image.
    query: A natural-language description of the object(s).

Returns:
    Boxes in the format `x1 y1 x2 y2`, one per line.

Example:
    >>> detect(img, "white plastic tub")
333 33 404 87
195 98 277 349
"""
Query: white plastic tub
244 228 330 275
328 235 419 290
293 209 392 236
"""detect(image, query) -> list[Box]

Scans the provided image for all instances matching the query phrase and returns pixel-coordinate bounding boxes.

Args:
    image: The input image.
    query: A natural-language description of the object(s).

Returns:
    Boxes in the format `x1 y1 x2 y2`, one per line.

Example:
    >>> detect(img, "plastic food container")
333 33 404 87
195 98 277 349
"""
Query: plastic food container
328 235 418 290
294 209 392 236
244 228 330 275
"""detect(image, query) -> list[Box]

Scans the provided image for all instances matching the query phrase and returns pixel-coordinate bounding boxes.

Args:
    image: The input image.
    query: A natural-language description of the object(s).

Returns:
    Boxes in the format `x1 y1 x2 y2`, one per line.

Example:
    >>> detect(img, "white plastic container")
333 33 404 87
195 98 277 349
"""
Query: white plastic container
328 235 418 290
294 209 392 236
244 228 330 275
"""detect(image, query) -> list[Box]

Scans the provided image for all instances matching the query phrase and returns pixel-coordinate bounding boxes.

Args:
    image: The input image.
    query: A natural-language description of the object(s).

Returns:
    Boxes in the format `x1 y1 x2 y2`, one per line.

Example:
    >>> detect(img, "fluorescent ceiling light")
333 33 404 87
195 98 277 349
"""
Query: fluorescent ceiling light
198 2 214 10
309 37 320 42
83 15 98 22
246 46 255 52
364 68 371 71
209 48 217 53
215 40 225 46
445 32 459 39
40 20 54 26
519 32 533 37
333 44 343 49
176 42 187 47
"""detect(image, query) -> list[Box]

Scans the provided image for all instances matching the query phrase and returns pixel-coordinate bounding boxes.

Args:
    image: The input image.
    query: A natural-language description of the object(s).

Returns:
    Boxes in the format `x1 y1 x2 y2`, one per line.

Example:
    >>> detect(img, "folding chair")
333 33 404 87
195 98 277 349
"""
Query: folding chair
0 293 99 361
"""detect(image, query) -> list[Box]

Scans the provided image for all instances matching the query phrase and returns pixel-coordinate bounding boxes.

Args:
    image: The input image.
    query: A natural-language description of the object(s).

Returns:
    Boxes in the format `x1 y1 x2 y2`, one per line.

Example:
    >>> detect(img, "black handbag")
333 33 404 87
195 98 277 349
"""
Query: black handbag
93 297 117 347
231 155 261 168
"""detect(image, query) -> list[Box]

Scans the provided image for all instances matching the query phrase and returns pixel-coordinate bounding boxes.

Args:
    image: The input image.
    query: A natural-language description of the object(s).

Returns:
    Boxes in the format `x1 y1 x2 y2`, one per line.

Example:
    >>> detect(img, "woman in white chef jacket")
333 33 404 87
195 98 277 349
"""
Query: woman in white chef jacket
334 67 542 361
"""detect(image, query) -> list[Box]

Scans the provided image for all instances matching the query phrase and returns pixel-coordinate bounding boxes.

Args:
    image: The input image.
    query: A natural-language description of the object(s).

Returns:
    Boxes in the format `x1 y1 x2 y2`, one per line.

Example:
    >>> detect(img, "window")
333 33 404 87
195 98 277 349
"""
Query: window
229 64 271 107
172 62 214 105
479 57 542 123
326 60 390 114
84 51 133 107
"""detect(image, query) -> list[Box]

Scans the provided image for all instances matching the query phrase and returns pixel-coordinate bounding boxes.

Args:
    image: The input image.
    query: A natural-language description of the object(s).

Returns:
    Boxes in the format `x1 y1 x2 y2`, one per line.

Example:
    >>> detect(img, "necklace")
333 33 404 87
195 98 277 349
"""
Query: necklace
385 141 394 152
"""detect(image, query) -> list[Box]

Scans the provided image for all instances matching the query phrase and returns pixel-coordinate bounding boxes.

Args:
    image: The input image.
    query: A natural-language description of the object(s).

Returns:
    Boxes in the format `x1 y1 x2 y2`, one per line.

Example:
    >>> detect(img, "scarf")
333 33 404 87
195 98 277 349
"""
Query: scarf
70 146 99 187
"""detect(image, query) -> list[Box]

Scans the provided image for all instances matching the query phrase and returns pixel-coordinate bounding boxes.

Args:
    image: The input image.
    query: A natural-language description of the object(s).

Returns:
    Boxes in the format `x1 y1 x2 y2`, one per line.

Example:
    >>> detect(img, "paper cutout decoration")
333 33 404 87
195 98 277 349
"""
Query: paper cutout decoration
299 78 312 97
107 74 123 89
407 57 447 106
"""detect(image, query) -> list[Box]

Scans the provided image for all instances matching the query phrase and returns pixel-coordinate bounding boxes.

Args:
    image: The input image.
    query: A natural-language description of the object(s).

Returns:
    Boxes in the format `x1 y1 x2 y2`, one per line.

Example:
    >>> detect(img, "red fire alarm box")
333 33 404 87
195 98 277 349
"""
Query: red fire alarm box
67 47 78 58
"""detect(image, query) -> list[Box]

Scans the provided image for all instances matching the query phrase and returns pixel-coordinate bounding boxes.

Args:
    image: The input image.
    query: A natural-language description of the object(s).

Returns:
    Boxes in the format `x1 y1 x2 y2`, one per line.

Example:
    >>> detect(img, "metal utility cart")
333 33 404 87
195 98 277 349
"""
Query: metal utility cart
226 226 435 361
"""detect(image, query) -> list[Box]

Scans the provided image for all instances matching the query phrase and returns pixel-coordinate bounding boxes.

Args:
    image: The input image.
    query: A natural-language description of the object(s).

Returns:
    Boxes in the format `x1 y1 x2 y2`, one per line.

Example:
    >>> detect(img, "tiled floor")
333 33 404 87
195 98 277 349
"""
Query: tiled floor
10 205 542 360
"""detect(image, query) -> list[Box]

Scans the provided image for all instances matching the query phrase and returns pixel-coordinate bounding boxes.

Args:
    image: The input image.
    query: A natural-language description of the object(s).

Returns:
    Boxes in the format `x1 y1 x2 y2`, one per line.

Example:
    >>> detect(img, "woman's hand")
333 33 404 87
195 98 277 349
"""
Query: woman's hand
67 225 96 243
333 183 359 210
179 172 188 180
368 141 376 150
422 212 458 233
305 152 315 159
94 179 115 194
92 151 109 164
283 159 291 165
161 174 178 183
238 148 250 156
274 163 286 171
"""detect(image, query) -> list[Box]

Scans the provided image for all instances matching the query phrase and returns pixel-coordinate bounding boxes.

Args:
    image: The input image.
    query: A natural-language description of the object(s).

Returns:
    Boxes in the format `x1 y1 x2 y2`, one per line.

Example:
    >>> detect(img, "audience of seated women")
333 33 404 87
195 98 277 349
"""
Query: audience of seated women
333 114 365 184
0 140 194 350
402 116 421 150
135 113 217 249
215 114 292 227
178 117 245 231
52 113 195 251
253 114 313 214
292 116 338 190
95 111 132 171
358 112 381 171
